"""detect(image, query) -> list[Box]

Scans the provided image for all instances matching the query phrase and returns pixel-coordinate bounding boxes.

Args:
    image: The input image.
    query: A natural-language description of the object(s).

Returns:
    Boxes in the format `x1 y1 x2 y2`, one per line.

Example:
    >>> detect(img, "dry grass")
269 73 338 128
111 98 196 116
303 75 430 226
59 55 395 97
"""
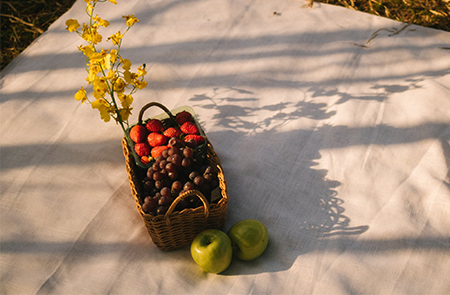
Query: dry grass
314 0 450 31
1 0 76 70
1 0 449 71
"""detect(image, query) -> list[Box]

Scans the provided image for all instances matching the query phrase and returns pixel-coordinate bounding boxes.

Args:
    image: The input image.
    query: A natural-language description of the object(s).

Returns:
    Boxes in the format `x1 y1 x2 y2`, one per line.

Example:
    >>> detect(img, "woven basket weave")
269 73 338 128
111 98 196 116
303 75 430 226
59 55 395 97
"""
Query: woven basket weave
122 105 228 251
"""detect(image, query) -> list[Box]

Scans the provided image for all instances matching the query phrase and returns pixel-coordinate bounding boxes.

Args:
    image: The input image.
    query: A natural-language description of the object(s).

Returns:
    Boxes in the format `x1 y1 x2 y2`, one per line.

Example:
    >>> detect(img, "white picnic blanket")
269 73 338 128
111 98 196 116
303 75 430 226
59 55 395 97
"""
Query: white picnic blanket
1 0 450 294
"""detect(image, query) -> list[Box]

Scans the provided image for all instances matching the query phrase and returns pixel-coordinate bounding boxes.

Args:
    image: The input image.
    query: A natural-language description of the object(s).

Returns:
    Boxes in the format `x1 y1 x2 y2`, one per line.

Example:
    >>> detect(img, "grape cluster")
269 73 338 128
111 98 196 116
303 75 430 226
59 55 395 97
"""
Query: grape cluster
140 137 220 215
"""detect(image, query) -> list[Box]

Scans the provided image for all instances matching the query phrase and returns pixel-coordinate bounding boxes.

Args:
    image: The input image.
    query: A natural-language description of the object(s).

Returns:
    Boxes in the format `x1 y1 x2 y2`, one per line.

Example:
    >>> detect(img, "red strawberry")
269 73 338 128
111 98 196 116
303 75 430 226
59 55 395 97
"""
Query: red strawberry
147 132 167 147
180 121 199 134
134 143 151 157
163 127 182 138
141 156 150 164
146 119 163 132
176 111 192 125
129 125 147 143
151 145 169 158
184 134 205 144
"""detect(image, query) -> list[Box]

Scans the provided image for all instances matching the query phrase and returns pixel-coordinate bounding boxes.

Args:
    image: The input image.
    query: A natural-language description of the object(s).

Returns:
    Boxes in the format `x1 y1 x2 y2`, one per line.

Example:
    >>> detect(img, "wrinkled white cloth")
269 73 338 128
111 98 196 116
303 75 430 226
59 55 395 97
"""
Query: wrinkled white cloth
1 0 450 294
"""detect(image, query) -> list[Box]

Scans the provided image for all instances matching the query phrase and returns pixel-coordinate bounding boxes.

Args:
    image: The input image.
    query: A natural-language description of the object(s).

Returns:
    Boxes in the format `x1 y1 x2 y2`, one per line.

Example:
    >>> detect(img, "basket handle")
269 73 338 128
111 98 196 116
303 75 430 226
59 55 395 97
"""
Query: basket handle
164 190 210 225
138 102 176 125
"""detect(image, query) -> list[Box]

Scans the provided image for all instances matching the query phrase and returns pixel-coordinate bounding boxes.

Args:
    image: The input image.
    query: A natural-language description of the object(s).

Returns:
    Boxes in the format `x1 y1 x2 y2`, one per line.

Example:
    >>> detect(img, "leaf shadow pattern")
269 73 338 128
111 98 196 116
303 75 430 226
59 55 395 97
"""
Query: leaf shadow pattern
188 88 370 275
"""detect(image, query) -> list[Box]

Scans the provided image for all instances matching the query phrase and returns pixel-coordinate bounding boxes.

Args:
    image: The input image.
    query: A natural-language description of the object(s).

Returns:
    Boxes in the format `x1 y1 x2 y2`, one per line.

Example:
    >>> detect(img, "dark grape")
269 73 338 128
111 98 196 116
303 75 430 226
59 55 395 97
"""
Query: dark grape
155 180 164 189
161 149 169 159
168 137 180 147
204 166 214 174
153 171 162 181
153 172 163 181
155 156 164 163
181 158 191 168
159 159 167 169
183 147 194 158
172 154 182 166
147 168 155 179
189 171 199 180
168 171 179 180
194 175 205 186
184 181 194 191
165 162 176 173
156 205 168 215
142 200 157 214
143 180 154 191
153 193 161 203
160 187 171 197
152 162 159 171
158 196 174 206
172 181 182 191
204 173 213 183
168 147 179 156
185 139 197 148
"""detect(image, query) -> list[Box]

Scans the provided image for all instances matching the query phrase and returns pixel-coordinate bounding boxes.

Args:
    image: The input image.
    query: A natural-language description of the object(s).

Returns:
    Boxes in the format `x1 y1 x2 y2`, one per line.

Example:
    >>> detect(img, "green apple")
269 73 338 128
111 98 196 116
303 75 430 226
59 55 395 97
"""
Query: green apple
227 219 269 261
190 229 233 274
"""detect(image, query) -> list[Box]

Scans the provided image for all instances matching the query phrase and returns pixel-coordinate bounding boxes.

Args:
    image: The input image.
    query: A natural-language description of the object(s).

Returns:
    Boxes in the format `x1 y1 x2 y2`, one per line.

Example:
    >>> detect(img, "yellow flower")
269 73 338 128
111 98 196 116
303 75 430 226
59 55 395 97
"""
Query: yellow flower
123 70 132 83
108 0 117 4
108 31 123 45
118 93 133 108
121 58 131 71
78 44 96 58
92 98 112 122
109 49 118 64
93 15 110 27
92 77 109 98
82 24 102 44
123 13 139 27
65 19 80 32
134 80 147 90
74 87 88 103
118 108 132 121
113 77 127 92
105 70 116 81
86 2 94 15
137 64 146 77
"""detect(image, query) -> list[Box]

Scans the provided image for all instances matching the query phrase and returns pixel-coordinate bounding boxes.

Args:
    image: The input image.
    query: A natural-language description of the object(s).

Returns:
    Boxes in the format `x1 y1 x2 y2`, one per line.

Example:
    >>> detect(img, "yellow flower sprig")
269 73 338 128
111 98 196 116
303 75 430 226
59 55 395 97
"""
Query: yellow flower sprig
66 0 147 133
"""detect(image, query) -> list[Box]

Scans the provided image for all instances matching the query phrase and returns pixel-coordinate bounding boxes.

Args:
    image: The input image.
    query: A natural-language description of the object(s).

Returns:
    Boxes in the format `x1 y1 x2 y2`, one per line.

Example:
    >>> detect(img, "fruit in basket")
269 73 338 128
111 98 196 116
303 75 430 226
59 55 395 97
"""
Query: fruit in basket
147 132 167 147
180 121 199 134
151 146 169 158
130 125 148 143
140 144 220 215
191 229 233 274
146 119 163 132
176 110 192 125
134 143 151 157
184 134 205 144
227 219 269 261
163 127 182 138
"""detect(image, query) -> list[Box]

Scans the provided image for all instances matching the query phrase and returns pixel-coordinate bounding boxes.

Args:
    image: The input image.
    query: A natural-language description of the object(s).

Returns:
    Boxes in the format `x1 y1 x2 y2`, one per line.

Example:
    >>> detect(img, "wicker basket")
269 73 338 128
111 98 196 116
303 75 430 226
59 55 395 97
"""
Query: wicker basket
122 103 228 251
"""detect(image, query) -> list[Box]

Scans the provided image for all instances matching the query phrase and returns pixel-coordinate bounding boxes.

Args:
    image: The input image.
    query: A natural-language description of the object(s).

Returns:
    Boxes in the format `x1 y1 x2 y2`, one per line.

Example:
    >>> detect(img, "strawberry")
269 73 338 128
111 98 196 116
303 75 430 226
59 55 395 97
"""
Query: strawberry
129 125 148 143
151 145 169 158
163 127 182 138
176 111 192 125
134 143 151 157
147 132 167 147
180 121 199 134
141 156 150 164
146 119 163 132
184 134 205 144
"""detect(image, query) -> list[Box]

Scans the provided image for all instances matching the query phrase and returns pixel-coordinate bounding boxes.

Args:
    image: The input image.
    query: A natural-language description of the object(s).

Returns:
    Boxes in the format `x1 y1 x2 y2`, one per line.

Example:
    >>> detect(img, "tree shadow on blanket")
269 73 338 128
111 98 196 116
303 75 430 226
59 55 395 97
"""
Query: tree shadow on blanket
185 87 449 275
